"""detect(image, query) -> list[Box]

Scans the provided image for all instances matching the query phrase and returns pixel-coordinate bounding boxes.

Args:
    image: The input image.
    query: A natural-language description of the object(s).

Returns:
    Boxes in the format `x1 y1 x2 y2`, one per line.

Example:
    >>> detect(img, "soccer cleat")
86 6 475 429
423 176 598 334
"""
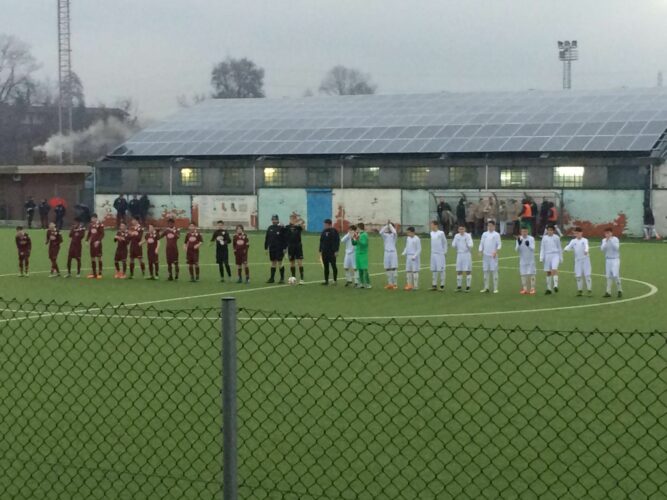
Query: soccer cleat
354 284 363 289
167 276 173 281
236 278 242 283
439 286 445 291
76 273 81 278
344 282 351 287
190 277 196 282
554 286 559 293
455 287 462 292
603 292 612 298
529 289 536 295
493 289 499 294
465 287 470 293
384 284 393 289
545 290 552 295
365 284 372 289
266 278 275 284
577 290 583 297
220 278 225 283
48 273 57 278
480 289 489 293
587 290 593 296
617 291 623 298
520 289 528 295
245 278 250 284
404 285 414 291
430 286 438 291
65 273 71 278
87 274 96 279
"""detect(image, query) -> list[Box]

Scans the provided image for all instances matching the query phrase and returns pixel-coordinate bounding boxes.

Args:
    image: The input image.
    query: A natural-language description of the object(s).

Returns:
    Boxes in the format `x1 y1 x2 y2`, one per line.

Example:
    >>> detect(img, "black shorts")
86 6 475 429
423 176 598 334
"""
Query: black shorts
288 245 303 260
216 246 229 264
269 247 284 262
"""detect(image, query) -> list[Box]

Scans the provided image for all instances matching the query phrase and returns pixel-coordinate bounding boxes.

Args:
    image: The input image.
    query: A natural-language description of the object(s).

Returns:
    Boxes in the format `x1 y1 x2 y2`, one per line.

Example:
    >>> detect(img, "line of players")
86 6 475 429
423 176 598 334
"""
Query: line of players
341 219 623 298
14 214 252 283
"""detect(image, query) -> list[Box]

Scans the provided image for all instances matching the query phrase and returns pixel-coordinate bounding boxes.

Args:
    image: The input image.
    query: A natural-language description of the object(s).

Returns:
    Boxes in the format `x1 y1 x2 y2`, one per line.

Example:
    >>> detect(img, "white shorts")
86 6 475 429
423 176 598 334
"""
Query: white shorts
606 258 620 278
384 250 398 269
574 258 592 277
430 254 445 272
456 253 472 272
405 256 420 272
519 259 536 276
482 254 498 272
542 254 561 272
344 253 355 269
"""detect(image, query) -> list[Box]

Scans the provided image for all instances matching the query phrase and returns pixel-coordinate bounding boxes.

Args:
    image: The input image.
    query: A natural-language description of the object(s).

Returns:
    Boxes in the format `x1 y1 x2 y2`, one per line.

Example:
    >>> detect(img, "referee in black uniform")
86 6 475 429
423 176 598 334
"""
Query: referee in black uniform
319 218 340 285
265 214 286 283
285 214 305 283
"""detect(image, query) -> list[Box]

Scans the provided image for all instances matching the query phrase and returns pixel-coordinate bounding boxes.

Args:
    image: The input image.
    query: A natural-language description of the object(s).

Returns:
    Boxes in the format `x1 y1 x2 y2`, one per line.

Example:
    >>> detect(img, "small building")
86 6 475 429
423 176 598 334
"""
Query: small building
96 88 667 236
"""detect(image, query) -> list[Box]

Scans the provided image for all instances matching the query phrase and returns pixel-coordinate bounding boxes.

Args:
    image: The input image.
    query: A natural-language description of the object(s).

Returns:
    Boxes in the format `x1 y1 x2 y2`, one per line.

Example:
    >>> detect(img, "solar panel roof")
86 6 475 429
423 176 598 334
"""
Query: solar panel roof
111 88 667 157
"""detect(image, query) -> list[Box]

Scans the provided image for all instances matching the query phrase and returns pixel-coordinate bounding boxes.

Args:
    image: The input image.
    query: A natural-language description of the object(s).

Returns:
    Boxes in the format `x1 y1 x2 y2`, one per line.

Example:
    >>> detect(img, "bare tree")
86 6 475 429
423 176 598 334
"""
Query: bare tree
211 57 265 98
319 65 377 96
0 34 39 104
176 93 208 108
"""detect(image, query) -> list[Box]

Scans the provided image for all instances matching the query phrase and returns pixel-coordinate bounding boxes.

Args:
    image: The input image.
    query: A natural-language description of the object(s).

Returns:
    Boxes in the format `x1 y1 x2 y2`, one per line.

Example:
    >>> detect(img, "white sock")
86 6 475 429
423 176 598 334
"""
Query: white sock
413 272 419 289
530 276 536 290
432 272 438 286
386 270 392 284
393 270 398 285
546 275 553 290
440 271 446 287
606 278 612 293
492 271 498 291
585 276 592 291
484 272 490 290
466 274 472 288
576 276 583 290
521 276 527 289
616 278 622 292
553 275 559 288
457 275 462 287
407 273 413 287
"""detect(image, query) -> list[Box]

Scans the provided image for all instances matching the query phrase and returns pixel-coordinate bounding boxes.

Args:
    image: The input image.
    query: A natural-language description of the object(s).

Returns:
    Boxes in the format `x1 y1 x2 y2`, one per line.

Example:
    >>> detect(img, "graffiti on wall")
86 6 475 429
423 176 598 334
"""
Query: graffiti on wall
332 189 401 232
95 195 192 228
192 195 258 230
562 190 643 237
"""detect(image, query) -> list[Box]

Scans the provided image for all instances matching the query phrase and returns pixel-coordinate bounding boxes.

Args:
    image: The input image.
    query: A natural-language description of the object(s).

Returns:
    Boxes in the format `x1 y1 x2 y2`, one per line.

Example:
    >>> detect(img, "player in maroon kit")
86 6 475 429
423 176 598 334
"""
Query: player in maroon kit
183 222 203 282
114 223 129 279
160 218 180 281
127 218 145 279
15 226 31 277
233 224 250 284
66 221 85 278
45 222 63 277
142 223 161 280
86 213 105 279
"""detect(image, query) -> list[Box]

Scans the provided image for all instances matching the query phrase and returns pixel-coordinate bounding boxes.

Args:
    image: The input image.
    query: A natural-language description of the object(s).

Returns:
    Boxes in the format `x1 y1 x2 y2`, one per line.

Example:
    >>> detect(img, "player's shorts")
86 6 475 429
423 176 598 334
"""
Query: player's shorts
574 258 592 277
542 254 561 272
166 248 178 264
147 252 159 264
68 247 82 259
519 259 536 276
216 246 229 263
456 253 472 272
235 252 248 266
430 254 445 272
482 254 498 272
384 250 398 269
405 255 420 273
114 249 128 261
288 245 304 260
344 253 356 269
269 247 284 262
48 247 60 259
187 250 200 265
130 246 143 259
90 243 102 258
605 258 620 278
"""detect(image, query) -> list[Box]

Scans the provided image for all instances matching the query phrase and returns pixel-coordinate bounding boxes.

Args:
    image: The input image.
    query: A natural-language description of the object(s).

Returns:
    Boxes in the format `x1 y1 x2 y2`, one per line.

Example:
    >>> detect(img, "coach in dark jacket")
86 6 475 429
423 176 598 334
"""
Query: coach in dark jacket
319 219 340 285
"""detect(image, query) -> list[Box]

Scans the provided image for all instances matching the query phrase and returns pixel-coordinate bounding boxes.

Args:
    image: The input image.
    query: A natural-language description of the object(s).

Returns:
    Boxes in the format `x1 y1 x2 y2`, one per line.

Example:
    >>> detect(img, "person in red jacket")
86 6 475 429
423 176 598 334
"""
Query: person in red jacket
15 226 31 277
45 222 63 277
86 213 105 279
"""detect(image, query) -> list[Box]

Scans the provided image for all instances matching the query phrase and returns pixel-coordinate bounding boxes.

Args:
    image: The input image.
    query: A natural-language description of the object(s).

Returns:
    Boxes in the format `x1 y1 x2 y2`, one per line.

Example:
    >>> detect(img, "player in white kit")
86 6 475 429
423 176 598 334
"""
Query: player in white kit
515 225 536 295
452 224 473 292
601 227 622 298
340 225 357 287
429 220 447 291
563 226 592 296
402 226 422 291
380 222 399 289
540 224 563 295
479 220 501 293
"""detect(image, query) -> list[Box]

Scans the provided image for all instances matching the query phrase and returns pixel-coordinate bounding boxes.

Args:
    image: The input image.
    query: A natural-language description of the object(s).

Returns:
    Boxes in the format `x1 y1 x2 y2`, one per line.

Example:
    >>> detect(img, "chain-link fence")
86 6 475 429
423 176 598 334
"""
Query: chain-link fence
0 299 223 499
236 307 667 500
1 298 666 499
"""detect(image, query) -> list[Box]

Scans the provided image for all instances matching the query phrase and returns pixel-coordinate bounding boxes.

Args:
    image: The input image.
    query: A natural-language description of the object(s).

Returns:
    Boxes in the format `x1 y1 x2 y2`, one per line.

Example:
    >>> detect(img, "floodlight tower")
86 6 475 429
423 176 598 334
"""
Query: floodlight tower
57 0 73 143
557 40 578 90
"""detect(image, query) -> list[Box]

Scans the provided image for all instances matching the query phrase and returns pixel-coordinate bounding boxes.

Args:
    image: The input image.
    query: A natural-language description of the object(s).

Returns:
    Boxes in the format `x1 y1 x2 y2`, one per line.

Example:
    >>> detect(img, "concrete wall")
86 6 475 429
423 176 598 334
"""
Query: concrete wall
95 194 192 228
192 195 258 230
401 190 430 232
562 190 643 237
332 189 401 232
257 189 307 229
651 190 667 236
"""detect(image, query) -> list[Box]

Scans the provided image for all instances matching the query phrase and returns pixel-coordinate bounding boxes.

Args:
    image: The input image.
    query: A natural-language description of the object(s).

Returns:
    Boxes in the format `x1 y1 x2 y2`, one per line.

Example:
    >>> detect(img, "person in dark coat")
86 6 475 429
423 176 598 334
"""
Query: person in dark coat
113 194 128 229
25 197 36 228
38 199 50 228
456 198 466 228
54 204 66 230
139 194 150 225
128 195 141 221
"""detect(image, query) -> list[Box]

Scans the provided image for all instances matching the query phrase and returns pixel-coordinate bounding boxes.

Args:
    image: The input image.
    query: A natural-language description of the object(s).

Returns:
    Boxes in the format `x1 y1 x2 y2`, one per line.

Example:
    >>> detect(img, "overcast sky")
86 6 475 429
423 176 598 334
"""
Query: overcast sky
4 0 667 120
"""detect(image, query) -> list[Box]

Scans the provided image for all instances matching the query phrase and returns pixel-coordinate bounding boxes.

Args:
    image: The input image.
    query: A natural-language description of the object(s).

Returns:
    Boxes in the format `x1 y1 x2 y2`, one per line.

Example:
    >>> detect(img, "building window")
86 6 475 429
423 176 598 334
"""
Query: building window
500 168 527 188
353 167 380 185
98 168 122 186
401 167 430 187
449 167 477 188
553 166 584 188
221 167 245 188
180 167 202 187
138 168 163 189
263 167 287 187
307 167 334 187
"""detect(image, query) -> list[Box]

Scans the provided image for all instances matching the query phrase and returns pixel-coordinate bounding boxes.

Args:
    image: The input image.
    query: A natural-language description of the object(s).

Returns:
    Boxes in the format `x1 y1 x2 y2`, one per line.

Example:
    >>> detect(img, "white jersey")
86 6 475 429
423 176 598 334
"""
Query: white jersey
479 231 501 256
452 233 473 272
601 236 621 278
380 225 398 253
430 230 447 255
564 237 592 277
515 235 536 275
341 232 356 269
403 235 422 272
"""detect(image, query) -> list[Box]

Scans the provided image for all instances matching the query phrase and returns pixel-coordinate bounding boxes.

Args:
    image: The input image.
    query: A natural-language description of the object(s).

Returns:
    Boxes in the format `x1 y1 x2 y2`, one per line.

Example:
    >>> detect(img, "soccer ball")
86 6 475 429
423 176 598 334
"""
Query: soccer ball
288 276 298 286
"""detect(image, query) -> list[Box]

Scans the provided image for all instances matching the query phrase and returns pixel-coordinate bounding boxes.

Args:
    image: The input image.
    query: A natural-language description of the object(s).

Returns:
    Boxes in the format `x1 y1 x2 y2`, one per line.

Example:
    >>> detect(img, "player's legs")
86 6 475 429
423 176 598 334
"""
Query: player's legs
129 258 135 278
97 257 103 278
139 258 145 275
289 256 296 278
218 260 225 280
243 262 250 282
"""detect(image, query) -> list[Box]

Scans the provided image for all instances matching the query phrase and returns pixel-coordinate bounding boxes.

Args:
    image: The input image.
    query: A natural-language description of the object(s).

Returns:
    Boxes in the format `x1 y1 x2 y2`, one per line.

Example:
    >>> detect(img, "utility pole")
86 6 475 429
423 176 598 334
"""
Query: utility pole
557 40 578 90
58 0 73 163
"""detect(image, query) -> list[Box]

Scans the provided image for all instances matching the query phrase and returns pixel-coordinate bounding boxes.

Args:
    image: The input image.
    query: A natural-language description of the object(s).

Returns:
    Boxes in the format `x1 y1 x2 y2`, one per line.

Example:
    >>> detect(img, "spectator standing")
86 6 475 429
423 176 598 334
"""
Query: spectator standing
643 205 662 240
54 203 66 230
530 198 539 236
38 199 50 229
128 195 141 221
25 197 36 228
139 194 150 226
113 194 128 229
466 201 476 235
474 199 485 236
456 198 466 228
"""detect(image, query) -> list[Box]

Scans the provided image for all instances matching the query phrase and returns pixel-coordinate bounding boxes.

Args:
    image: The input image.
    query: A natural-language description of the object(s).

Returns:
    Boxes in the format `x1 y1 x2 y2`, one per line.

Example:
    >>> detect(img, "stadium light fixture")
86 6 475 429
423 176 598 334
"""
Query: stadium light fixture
558 40 579 89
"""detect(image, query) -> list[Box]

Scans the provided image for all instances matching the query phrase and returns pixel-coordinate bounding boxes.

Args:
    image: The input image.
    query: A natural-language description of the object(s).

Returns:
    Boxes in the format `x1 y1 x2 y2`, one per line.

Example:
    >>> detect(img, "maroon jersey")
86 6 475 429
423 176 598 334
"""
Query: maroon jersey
86 222 105 258
145 230 160 261
114 230 129 260
233 233 249 265
46 229 63 258
16 234 32 256
68 226 85 257
128 226 144 258
185 230 203 264
160 227 179 263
